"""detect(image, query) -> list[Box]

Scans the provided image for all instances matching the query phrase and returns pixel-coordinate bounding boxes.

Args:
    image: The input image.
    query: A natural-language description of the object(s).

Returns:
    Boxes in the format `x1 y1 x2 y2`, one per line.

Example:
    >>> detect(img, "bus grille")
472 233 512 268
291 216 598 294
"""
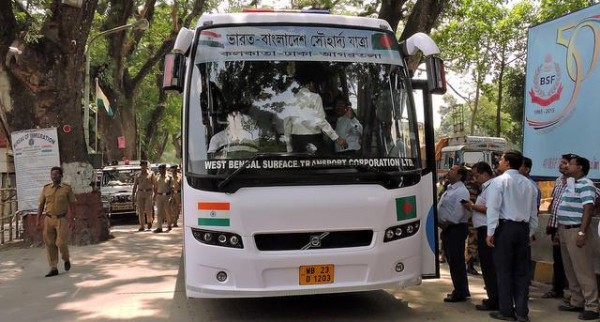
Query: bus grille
254 230 373 251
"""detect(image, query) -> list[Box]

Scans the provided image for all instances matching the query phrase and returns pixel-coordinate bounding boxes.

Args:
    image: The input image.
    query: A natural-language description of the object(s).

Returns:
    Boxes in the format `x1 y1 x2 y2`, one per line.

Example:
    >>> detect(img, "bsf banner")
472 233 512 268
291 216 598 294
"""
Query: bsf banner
523 4 600 179
11 128 60 211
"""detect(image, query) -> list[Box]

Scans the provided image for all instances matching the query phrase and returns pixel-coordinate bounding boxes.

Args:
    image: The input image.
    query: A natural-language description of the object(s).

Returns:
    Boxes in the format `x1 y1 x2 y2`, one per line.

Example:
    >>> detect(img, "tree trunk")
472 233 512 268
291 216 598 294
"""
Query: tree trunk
470 69 483 135
396 0 449 72
0 1 109 246
496 51 506 137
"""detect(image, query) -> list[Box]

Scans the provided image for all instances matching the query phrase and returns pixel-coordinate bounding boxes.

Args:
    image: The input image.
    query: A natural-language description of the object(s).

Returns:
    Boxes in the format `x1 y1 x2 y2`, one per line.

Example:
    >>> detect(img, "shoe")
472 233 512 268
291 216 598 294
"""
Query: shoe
167 226 172 231
542 290 564 299
476 303 498 311
579 311 600 320
559 303 585 312
489 312 516 321
147 223 152 230
152 228 163 233
45 269 59 277
443 294 467 302
482 299 497 306
173 224 179 228
64 261 71 271
516 315 530 322
138 227 145 232
467 266 480 275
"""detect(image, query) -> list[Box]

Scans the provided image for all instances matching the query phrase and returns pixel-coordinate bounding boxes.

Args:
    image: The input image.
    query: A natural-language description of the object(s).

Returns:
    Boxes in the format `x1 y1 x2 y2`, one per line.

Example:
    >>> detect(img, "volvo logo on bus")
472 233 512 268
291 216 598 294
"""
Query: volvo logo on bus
310 235 321 247
302 232 330 250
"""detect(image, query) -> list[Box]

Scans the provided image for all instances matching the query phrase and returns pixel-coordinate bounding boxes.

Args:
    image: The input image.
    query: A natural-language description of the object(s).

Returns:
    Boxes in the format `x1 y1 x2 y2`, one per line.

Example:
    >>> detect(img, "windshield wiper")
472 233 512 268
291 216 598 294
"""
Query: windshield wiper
217 152 314 191
348 162 421 188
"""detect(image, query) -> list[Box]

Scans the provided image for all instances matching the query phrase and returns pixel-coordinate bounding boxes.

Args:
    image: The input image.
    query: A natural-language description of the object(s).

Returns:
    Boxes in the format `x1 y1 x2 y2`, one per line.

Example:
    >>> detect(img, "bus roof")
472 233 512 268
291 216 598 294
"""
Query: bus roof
196 12 393 31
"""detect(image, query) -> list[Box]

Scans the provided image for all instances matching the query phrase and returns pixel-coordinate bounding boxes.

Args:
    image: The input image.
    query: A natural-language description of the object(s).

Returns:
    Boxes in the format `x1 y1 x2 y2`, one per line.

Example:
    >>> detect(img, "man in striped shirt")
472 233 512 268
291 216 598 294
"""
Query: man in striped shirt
556 154 599 321
542 154 570 299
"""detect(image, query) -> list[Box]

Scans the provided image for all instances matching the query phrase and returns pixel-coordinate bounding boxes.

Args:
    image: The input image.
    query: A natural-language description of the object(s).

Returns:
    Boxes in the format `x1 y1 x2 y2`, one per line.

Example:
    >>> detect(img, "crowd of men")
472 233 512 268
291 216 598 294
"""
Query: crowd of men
438 151 599 321
131 160 182 233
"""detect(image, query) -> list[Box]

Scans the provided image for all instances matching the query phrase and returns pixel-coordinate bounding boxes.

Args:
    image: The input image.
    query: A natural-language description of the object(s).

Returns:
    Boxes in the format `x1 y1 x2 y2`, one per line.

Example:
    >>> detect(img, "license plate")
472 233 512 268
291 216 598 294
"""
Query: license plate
112 203 132 211
299 264 334 285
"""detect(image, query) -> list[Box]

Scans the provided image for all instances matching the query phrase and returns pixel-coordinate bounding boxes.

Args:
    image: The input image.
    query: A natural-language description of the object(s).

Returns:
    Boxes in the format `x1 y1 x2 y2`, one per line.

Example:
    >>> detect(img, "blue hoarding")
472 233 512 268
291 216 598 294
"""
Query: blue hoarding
523 4 600 179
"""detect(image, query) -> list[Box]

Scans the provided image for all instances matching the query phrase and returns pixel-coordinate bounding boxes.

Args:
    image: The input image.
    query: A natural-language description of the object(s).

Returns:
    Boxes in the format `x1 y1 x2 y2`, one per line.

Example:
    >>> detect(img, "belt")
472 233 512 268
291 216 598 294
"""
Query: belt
499 219 528 224
156 192 171 196
138 188 152 192
45 213 66 219
559 224 581 229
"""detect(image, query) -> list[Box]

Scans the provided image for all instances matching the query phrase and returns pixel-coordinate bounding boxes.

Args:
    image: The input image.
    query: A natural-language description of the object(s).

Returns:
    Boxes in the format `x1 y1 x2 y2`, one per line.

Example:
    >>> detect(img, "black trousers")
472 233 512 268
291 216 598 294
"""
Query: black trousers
550 230 568 293
442 223 470 297
477 226 498 306
493 220 531 318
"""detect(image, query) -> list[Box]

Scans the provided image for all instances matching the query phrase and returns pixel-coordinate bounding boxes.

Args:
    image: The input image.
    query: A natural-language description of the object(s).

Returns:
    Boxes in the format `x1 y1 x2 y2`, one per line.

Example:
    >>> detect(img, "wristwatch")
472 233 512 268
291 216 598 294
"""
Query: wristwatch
577 231 586 236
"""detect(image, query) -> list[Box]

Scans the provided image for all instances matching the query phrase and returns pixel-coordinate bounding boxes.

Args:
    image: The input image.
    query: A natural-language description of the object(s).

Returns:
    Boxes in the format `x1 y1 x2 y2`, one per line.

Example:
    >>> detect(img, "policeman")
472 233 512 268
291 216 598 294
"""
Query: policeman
153 164 173 233
132 160 155 231
38 166 76 277
169 165 182 227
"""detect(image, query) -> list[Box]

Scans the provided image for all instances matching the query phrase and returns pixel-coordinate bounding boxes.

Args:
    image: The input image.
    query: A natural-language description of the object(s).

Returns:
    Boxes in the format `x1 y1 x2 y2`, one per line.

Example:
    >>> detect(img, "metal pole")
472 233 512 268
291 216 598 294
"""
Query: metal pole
94 78 98 152
83 46 91 151
83 19 149 154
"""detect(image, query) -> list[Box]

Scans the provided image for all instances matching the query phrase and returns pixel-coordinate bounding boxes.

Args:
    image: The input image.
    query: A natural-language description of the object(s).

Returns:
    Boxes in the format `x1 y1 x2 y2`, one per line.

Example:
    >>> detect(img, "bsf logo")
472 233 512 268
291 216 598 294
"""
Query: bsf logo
529 54 563 107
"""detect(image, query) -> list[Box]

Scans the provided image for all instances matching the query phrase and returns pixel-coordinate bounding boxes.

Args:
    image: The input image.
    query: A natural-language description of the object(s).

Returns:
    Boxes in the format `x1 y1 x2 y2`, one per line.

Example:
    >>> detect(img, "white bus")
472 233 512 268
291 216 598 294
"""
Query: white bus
163 9 446 298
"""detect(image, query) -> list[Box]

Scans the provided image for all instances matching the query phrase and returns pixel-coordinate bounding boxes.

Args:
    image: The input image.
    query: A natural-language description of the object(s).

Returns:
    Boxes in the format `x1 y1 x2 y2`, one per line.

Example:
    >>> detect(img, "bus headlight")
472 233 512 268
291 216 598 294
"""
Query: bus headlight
191 228 244 249
383 220 420 243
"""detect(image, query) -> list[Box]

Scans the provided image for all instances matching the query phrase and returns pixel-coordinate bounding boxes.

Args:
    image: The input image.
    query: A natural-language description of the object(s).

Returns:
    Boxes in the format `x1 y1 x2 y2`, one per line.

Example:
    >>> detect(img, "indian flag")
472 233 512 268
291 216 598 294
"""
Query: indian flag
198 30 224 48
95 79 114 117
197 202 231 226
395 196 417 221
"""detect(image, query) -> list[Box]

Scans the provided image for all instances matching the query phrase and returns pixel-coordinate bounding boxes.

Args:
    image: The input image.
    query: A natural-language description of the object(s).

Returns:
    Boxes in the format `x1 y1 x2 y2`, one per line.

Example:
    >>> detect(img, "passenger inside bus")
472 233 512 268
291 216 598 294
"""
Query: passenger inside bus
334 96 363 155
281 71 347 155
207 108 260 158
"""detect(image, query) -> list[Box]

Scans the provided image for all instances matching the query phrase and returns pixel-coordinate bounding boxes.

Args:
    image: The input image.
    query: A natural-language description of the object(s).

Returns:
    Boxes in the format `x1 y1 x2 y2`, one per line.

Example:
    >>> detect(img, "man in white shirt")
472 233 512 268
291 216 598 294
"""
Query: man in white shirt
463 162 498 311
438 165 471 302
283 80 346 154
486 151 538 322
334 98 362 154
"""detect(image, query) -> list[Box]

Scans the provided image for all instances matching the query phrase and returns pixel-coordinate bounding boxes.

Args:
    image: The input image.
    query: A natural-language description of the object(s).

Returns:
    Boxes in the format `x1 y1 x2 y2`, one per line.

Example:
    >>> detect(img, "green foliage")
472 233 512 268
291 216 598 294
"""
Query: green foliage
434 0 536 146
535 0 599 23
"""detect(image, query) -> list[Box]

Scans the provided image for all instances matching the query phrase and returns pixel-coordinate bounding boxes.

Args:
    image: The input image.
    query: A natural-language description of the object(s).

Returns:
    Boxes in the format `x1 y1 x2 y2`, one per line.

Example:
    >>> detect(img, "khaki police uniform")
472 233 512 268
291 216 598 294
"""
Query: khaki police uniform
133 170 155 229
154 173 173 230
39 183 76 269
170 172 182 224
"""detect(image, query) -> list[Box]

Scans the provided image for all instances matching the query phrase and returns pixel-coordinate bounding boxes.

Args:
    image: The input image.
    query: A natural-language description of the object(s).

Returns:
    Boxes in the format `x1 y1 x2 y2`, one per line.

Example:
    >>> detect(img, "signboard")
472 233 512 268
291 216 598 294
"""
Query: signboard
117 136 126 149
202 157 416 171
523 4 600 179
11 128 60 211
194 25 402 64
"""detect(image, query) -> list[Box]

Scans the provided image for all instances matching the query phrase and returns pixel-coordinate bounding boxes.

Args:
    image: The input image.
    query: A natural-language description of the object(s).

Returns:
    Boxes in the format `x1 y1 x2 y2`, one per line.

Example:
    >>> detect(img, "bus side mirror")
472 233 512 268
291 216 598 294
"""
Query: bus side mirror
425 56 446 95
163 52 186 93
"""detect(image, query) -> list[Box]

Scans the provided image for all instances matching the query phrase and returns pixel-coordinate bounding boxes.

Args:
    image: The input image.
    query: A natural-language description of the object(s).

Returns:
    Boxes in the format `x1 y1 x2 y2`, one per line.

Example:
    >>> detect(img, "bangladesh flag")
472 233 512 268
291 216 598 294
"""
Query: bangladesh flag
371 33 397 50
395 196 416 221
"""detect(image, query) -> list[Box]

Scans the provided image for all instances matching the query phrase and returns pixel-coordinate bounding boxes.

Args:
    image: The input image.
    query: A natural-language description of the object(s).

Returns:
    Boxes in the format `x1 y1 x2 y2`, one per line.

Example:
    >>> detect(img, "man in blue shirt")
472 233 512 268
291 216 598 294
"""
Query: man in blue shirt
438 165 471 302
486 151 538 322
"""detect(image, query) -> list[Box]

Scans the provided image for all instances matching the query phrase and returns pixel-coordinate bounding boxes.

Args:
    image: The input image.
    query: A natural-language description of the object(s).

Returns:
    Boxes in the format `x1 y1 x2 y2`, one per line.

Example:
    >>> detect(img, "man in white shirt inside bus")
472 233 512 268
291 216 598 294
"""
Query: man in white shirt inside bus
283 76 346 155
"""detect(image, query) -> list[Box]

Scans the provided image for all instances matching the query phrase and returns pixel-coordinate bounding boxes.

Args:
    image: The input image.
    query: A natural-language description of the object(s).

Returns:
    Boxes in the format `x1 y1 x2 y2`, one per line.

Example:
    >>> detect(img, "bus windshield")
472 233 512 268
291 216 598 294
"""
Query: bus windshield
186 25 421 179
